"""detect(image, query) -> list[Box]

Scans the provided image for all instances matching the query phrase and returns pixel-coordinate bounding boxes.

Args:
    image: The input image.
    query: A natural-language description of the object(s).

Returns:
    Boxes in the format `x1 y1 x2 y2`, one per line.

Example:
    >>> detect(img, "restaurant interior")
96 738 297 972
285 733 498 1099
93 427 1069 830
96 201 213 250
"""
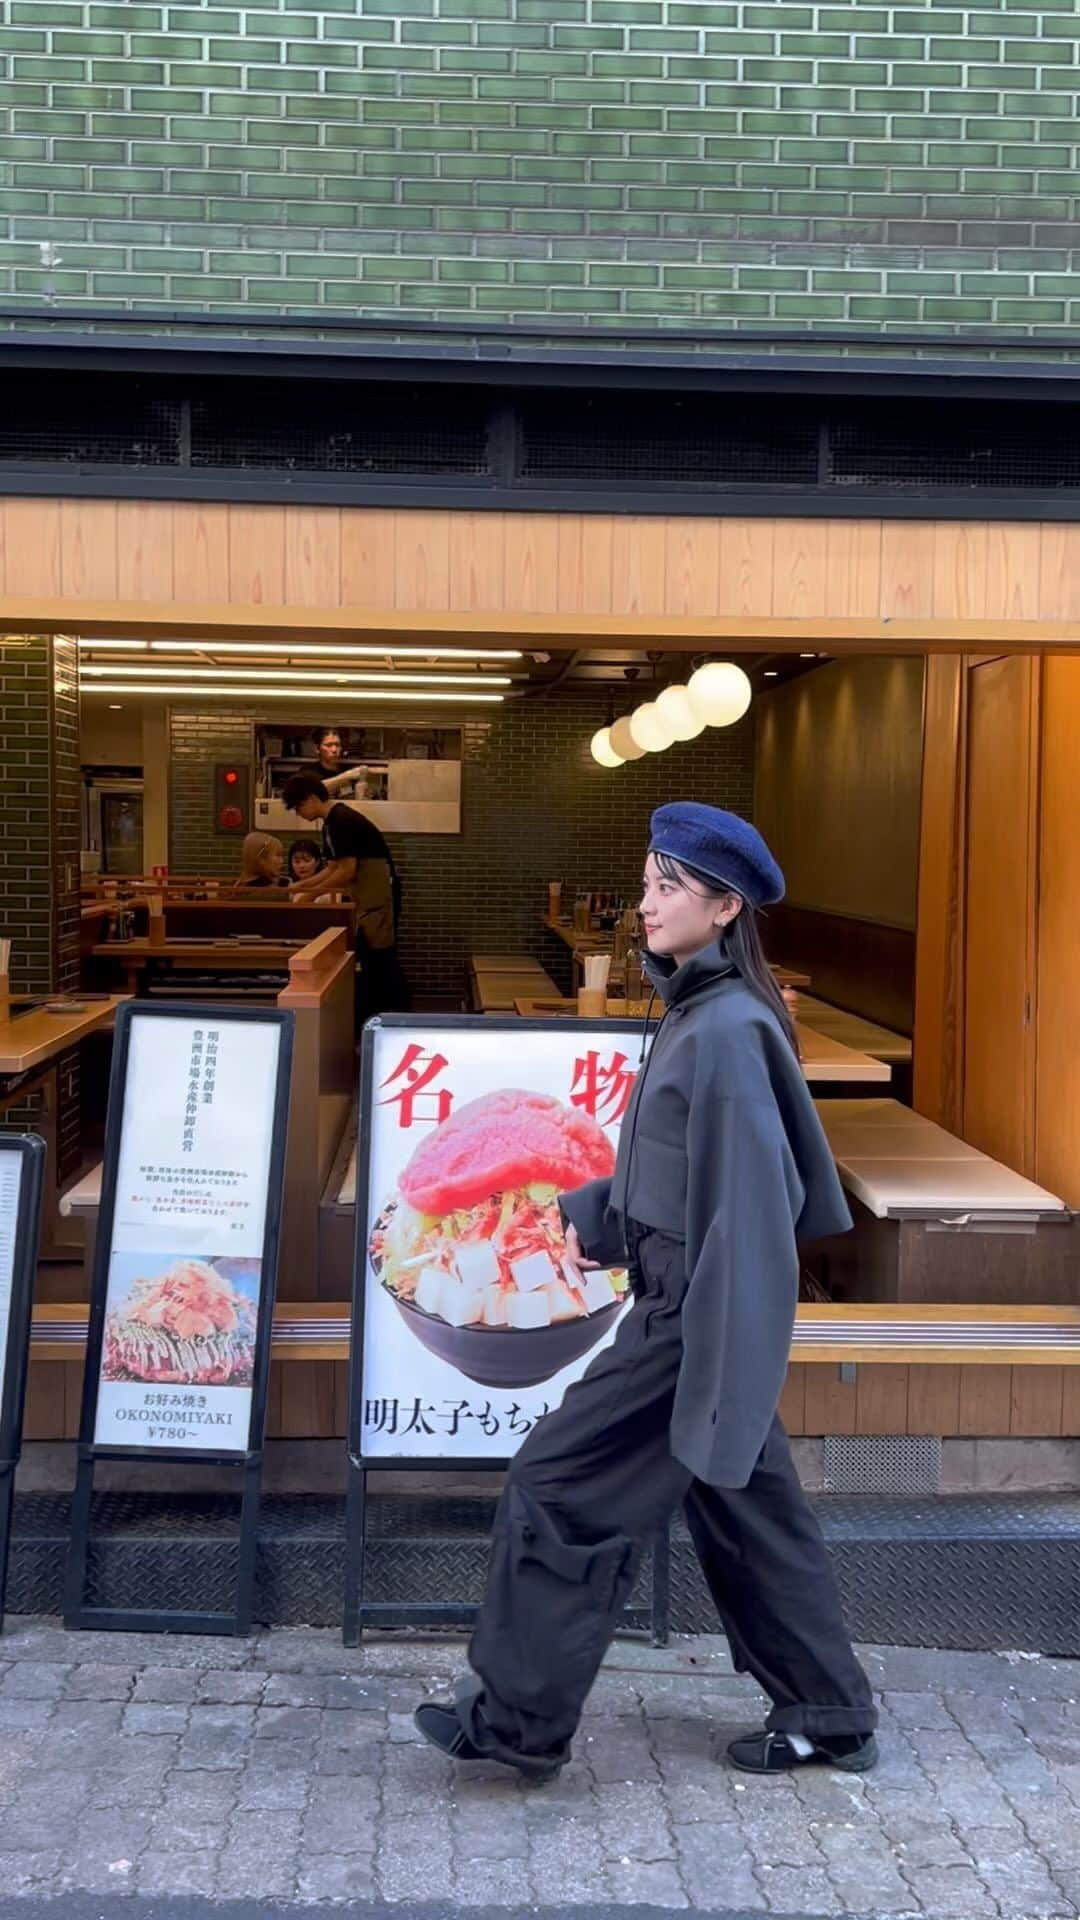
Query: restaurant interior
0 618 1071 1537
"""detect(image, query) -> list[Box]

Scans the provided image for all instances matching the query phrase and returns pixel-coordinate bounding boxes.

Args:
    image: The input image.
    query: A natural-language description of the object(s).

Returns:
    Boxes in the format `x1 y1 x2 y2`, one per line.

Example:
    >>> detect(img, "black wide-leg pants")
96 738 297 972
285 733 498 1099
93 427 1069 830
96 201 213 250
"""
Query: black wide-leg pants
457 1226 877 1768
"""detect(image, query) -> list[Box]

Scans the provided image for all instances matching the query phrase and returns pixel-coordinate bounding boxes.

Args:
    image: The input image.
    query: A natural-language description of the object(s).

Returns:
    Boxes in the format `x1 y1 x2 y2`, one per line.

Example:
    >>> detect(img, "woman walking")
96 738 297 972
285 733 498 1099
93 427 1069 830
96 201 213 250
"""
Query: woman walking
415 803 878 1781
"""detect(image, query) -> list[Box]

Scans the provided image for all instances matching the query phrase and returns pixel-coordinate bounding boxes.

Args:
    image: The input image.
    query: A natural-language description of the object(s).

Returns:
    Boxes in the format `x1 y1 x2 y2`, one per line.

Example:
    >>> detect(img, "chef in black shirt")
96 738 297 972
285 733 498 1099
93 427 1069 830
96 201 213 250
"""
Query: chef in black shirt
282 772 408 1023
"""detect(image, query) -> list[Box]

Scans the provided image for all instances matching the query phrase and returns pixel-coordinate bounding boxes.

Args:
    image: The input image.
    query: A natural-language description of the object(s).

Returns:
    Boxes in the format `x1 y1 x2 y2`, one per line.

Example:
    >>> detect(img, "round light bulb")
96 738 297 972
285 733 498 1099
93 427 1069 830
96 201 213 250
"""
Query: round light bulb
629 702 676 754
655 683 706 742
687 661 753 728
609 714 647 762
590 726 624 769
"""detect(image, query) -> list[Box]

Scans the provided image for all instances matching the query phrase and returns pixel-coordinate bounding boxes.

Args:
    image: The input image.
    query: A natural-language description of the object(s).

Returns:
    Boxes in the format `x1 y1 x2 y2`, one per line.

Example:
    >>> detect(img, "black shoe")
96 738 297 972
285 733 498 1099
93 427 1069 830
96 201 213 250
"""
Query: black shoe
726 1729 879 1775
414 1701 563 1782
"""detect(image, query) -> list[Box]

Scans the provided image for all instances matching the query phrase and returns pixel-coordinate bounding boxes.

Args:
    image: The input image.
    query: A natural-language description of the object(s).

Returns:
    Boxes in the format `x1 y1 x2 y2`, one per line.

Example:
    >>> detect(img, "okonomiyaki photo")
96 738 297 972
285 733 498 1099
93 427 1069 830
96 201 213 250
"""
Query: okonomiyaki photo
370 1088 630 1388
101 1255 259 1388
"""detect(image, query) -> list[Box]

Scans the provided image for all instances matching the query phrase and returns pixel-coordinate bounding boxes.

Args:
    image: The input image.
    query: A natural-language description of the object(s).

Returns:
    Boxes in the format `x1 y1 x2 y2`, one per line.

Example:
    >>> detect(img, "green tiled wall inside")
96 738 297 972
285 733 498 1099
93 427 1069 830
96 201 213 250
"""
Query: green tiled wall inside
1 2 1078 329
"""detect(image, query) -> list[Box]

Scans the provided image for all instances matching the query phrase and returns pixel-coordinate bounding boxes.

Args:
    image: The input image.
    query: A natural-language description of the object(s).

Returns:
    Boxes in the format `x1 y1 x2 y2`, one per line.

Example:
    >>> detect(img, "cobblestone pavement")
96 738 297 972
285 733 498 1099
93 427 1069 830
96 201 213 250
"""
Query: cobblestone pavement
0 1619 1078 1917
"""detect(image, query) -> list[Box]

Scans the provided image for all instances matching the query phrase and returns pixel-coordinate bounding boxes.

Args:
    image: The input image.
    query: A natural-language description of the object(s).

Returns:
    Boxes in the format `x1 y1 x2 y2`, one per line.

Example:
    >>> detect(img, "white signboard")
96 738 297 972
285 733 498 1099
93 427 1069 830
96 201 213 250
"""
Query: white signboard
0 1150 22 1414
358 1020 646 1461
93 1013 282 1454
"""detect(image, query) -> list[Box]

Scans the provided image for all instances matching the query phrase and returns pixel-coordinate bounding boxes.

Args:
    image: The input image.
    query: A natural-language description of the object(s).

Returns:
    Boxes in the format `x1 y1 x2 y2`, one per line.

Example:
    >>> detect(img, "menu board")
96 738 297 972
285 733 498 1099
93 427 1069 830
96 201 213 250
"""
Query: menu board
92 1011 284 1455
0 1149 22 1420
355 1019 647 1463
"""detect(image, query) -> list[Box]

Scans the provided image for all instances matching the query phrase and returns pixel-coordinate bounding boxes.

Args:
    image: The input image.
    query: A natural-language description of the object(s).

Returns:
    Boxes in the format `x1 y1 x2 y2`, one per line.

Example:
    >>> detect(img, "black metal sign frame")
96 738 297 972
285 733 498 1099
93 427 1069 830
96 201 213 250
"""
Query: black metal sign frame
0 1133 46 1632
65 1002 293 1637
343 1014 669 1648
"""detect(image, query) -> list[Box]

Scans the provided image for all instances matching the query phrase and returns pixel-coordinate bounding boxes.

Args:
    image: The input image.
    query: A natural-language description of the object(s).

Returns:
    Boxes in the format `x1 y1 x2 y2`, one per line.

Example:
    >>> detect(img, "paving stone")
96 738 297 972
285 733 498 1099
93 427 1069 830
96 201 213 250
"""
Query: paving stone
673 1821 767 1910
234 1766 313 1811
884 1688 961 1730
898 1862 1002 1916
452 1796 531 1859
605 1857 690 1907
156 1770 237 1821
0 1849 64 1894
132 1666 202 1704
757 1862 843 1913
296 1853 379 1900
197 1669 266 1705
137 1850 222 1896
593 1778 675 1861
0 1699 54 1729
377 1812 453 1901
451 1857 534 1907
50 1699 125 1737
0 1660 69 1699
63 1663 136 1701
121 1701 189 1736
262 1670 331 1709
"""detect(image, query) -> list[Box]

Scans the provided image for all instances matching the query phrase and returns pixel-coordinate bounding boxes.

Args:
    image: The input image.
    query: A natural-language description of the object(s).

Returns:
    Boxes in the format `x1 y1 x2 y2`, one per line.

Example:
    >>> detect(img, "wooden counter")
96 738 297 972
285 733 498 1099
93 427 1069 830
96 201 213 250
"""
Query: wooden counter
91 937 304 995
512 996 889 1083
0 996 128 1074
543 919 811 989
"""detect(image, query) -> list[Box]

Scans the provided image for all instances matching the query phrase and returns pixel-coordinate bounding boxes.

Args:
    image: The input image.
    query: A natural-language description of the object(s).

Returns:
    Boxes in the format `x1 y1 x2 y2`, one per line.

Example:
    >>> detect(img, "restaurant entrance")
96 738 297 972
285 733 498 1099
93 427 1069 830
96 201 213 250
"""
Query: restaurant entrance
2 498 1079 1644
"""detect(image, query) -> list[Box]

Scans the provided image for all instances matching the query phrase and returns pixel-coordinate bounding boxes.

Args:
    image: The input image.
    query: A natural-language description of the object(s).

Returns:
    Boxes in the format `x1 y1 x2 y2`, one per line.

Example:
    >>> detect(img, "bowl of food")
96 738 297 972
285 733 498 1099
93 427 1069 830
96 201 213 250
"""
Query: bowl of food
370 1088 629 1389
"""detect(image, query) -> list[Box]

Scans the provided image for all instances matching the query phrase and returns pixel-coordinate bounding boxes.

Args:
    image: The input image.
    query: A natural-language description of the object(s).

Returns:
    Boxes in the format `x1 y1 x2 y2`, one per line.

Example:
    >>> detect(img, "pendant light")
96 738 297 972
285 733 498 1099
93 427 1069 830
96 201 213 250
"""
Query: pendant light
655 683 706 742
609 714 647 761
590 727 624 768
687 661 752 728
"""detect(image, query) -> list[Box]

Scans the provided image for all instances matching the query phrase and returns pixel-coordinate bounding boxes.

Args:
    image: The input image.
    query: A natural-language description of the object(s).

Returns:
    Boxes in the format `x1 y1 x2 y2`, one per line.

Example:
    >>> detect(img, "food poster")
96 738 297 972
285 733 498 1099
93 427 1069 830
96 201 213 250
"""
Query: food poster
93 1014 282 1453
359 1021 648 1461
0 1150 22 1420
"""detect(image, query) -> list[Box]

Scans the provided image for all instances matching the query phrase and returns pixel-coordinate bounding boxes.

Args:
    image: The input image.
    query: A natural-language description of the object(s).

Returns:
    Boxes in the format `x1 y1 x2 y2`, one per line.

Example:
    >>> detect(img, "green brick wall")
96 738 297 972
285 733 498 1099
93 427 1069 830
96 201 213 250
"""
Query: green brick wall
1 1 1078 331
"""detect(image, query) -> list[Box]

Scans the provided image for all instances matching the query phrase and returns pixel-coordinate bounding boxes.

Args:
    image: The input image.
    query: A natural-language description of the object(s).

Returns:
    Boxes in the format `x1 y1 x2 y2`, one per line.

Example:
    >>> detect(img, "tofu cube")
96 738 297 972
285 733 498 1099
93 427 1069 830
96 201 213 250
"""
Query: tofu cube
546 1279 583 1323
437 1275 485 1328
507 1289 552 1330
510 1250 557 1295
414 1267 445 1316
580 1272 618 1315
482 1286 509 1328
455 1240 501 1288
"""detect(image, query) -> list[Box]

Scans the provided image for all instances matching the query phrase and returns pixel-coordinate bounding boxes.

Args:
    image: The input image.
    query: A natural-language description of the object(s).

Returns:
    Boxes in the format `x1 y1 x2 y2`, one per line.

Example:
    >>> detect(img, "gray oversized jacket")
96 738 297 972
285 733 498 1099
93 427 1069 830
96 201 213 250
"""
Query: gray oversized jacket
560 941 852 1489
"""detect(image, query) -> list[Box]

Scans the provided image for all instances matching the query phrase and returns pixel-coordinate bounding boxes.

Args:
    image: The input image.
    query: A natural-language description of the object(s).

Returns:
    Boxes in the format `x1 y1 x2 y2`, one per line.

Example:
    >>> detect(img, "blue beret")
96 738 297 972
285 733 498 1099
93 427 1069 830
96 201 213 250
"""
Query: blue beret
650 802 785 908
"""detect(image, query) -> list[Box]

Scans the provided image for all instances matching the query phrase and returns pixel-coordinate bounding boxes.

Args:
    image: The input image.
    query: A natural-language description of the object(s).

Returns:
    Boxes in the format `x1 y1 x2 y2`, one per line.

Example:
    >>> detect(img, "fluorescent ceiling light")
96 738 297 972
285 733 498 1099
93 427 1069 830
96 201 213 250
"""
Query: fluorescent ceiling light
76 637 148 650
81 664 510 687
142 641 522 660
80 683 504 703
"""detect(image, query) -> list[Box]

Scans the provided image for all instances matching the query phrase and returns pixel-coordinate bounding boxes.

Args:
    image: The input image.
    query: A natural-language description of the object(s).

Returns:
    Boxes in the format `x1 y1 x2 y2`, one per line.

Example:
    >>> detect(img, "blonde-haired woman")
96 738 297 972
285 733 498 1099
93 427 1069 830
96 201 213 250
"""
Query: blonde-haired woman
233 832 287 891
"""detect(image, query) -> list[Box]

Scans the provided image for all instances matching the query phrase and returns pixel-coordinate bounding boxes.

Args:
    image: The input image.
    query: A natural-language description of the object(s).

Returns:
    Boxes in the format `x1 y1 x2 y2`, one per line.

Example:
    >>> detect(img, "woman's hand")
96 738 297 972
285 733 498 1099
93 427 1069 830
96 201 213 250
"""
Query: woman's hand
562 1223 600 1283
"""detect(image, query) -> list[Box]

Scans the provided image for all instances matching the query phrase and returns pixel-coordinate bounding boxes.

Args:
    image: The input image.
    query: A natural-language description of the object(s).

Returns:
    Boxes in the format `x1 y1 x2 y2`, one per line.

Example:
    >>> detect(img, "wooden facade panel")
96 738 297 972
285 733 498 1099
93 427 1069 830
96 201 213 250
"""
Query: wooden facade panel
776 1367 807 1435
985 523 1041 621
913 655 965 1129
172 504 230 603
1036 657 1080 1207
60 501 119 600
228 506 286 606
957 1366 1014 1436
663 519 721 617
718 517 774 615
117 501 175 600
932 522 988 620
1037 524 1080 621
1010 1367 1064 1438
450 511 505 612
284 508 342 608
395 509 452 612
771 519 829 619
3 499 62 596
879 522 936 617
854 1363 909 1434
503 513 560 615
802 1365 858 1434
340 507 396 609
825 520 882 616
610 516 668 617
906 1365 961 1434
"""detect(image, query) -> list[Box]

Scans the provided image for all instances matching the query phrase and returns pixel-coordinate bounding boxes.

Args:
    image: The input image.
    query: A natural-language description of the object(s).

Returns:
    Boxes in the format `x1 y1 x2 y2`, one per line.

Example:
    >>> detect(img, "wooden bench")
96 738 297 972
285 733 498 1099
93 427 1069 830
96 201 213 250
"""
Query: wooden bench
812 1098 1074 1304
468 954 560 1011
789 995 912 1066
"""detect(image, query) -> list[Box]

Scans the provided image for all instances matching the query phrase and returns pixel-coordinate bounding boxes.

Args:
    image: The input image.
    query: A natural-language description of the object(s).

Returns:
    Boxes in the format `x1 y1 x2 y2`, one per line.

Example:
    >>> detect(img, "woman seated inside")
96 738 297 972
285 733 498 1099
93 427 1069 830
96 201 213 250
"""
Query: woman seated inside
233 831 287 891
287 838 325 887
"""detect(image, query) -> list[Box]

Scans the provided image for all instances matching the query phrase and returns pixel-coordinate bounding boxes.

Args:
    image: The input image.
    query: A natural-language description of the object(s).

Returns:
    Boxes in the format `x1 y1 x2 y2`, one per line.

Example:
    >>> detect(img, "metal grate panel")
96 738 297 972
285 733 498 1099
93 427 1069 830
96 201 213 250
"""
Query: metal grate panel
189 382 489 474
519 392 820 485
822 1435 942 1496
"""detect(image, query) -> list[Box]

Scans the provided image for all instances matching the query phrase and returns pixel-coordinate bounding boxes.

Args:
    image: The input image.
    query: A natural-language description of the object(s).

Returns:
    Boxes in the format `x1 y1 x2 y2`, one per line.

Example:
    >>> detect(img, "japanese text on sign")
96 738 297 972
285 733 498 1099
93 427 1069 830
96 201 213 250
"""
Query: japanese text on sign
182 1028 220 1155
